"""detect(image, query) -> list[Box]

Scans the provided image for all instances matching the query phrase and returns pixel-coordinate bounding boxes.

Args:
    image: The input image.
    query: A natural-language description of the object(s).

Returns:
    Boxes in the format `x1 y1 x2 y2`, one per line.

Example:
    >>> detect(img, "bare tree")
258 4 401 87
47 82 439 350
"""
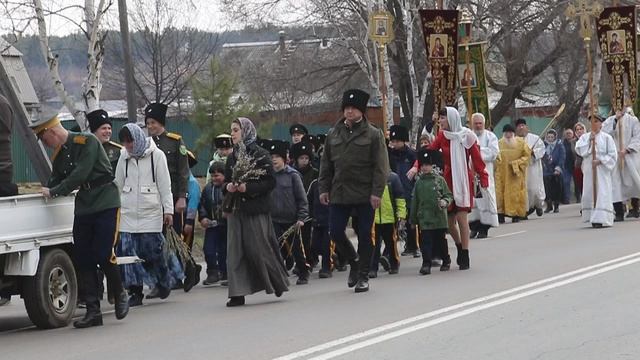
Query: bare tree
104 0 219 108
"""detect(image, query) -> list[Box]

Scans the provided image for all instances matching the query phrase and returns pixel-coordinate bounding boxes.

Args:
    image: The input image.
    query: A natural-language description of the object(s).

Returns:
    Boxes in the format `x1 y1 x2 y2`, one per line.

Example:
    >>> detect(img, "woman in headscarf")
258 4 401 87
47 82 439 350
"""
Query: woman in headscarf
427 107 488 270
114 123 175 306
223 117 289 307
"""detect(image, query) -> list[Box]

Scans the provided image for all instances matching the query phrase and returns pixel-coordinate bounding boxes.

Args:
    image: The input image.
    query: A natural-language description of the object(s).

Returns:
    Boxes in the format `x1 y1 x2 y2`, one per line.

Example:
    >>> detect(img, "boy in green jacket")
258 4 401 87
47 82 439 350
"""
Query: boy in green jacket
411 148 453 275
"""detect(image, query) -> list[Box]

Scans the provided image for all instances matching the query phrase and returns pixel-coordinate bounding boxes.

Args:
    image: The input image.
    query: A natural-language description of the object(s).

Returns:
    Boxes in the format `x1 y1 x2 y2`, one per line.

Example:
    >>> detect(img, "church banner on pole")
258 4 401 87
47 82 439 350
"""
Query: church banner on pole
596 6 637 112
419 9 459 114
457 42 490 126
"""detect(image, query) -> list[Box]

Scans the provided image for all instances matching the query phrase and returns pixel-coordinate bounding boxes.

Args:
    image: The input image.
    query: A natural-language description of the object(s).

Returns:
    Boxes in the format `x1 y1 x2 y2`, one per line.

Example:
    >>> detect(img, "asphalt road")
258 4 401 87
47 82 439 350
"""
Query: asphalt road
2 203 640 360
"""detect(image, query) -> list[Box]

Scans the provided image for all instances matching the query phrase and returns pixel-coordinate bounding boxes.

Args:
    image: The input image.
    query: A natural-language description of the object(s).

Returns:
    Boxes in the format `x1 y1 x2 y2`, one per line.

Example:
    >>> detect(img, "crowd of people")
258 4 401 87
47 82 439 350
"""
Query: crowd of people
23 88 640 328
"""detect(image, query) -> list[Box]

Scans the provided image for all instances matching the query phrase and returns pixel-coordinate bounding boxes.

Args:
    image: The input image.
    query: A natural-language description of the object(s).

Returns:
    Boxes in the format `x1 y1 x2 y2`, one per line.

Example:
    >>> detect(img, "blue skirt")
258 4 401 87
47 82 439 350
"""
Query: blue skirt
117 232 174 289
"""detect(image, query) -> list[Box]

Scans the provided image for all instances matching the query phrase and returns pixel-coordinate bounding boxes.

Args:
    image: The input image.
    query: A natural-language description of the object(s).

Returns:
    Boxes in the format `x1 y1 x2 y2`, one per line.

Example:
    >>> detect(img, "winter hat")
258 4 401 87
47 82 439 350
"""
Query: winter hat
87 109 111 133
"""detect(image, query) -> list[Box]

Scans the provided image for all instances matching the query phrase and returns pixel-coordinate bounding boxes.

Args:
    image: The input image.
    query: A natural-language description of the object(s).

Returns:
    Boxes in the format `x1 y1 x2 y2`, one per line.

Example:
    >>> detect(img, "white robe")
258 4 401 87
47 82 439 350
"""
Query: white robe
576 131 618 226
602 114 640 202
470 130 499 227
524 133 546 209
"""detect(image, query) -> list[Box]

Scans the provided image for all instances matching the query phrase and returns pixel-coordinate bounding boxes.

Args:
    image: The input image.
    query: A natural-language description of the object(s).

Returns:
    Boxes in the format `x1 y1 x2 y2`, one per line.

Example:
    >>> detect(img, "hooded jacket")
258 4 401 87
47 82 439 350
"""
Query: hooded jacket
115 140 173 233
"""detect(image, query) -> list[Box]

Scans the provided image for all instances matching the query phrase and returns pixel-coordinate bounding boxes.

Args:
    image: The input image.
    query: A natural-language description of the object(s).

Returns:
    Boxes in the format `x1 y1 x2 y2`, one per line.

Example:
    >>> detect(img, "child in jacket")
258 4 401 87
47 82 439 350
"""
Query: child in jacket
411 148 453 275
369 171 406 277
198 162 228 285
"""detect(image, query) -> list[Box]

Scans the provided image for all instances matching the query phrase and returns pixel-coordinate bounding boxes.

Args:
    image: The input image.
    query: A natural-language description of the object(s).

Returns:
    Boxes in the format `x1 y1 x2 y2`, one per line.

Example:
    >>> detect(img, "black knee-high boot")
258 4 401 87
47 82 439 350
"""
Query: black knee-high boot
73 271 103 328
614 202 625 222
101 262 128 320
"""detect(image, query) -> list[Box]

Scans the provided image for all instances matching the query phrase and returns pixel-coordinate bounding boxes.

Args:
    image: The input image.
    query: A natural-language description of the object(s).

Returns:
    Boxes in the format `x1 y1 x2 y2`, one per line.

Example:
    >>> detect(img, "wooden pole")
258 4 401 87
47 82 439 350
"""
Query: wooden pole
586 39 598 207
378 44 389 133
118 0 137 123
464 43 473 124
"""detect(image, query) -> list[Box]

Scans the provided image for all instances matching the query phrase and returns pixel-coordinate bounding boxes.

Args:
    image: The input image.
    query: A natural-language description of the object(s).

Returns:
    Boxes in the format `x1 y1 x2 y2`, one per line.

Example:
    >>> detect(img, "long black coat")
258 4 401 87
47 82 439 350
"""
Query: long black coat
223 142 275 215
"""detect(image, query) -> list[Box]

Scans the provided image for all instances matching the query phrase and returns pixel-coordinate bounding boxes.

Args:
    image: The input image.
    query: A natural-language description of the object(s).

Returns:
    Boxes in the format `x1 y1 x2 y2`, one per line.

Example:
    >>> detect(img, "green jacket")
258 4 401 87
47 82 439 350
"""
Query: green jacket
410 172 452 230
48 131 120 215
374 172 407 225
152 131 189 198
319 117 389 205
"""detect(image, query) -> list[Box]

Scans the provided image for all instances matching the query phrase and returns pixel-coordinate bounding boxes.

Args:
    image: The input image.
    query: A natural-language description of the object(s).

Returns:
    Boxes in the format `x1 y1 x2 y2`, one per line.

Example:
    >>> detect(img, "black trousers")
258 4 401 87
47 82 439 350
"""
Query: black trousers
274 222 307 274
72 207 124 309
301 222 315 265
420 229 449 264
311 226 332 271
329 204 375 277
543 174 563 203
371 223 399 271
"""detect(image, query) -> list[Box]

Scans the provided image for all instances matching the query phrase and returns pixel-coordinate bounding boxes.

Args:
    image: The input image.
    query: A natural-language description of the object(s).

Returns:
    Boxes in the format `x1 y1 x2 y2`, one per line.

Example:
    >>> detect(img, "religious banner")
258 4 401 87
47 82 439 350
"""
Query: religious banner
457 42 491 126
596 6 637 112
419 9 459 114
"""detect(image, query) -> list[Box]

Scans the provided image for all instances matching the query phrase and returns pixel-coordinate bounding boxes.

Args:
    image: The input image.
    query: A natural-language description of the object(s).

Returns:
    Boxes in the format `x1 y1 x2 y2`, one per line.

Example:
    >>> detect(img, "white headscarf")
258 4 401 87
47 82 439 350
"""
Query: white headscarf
442 107 478 208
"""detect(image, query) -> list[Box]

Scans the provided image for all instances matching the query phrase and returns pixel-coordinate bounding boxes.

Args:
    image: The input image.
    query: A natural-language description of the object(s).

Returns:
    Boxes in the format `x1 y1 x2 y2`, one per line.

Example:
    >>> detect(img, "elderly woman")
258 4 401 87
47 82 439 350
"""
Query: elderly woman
115 123 174 307
426 107 488 270
223 117 289 307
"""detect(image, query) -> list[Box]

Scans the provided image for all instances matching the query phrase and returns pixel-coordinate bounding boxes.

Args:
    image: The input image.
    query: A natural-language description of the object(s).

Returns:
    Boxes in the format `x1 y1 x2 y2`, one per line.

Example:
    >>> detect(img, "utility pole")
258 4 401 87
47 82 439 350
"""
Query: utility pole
118 0 137 122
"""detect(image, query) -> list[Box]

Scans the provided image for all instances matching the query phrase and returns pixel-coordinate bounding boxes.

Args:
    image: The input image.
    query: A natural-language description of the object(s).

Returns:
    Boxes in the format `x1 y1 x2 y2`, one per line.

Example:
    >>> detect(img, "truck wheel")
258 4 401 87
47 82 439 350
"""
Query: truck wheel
23 248 77 329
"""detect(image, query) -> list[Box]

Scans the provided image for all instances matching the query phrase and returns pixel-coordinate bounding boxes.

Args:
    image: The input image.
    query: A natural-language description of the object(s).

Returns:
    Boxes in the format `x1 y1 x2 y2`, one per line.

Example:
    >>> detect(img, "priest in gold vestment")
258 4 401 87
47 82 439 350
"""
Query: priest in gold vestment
495 124 531 223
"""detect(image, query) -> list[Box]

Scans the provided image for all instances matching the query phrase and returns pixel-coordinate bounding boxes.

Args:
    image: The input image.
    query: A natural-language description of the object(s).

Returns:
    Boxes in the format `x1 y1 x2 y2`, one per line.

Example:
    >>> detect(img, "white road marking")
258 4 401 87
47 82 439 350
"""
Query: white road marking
274 252 640 360
490 230 527 239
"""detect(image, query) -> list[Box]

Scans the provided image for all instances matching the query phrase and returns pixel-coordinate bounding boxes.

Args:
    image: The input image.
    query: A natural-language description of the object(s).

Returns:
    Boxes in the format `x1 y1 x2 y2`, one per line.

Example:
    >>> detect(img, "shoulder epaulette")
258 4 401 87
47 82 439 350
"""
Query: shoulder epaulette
167 132 182 141
108 141 123 149
73 135 87 145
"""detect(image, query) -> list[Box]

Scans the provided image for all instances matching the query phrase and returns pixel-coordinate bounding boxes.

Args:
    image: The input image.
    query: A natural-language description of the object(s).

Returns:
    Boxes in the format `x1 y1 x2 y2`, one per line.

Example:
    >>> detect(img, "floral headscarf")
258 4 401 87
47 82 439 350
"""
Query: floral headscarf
123 123 150 158
234 117 257 146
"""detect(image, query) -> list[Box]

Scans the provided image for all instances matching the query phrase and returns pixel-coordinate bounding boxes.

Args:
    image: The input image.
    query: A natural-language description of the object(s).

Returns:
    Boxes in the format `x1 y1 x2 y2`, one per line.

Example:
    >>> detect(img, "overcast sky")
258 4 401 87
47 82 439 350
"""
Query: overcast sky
0 0 239 37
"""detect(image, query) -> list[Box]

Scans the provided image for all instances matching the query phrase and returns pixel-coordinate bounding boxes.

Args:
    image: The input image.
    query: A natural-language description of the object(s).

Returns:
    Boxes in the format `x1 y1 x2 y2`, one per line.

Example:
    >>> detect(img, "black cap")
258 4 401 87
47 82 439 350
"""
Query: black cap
291 142 314 160
302 134 319 149
341 89 370 114
87 109 111 133
389 125 409 142
503 124 516 133
417 148 441 166
316 134 327 145
268 140 289 160
289 124 308 136
214 134 233 149
589 114 604 122
145 102 168 125
515 118 527 126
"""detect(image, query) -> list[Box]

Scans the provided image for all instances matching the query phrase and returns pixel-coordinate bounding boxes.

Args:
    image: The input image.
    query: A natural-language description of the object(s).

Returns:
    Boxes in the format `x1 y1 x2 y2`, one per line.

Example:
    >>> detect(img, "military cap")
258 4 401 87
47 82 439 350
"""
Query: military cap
289 123 308 136
268 140 289 160
29 113 61 138
87 109 111 133
417 148 441 166
257 138 270 149
341 89 370 114
290 141 314 160
302 134 319 149
145 102 168 125
389 125 409 142
214 134 233 149
503 124 516 133
515 118 527 126
316 133 327 146
187 150 198 168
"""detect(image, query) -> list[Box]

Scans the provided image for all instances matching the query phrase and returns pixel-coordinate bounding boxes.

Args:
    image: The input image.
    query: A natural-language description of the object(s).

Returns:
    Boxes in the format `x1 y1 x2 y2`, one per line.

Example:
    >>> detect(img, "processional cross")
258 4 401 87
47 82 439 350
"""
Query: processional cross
565 0 603 207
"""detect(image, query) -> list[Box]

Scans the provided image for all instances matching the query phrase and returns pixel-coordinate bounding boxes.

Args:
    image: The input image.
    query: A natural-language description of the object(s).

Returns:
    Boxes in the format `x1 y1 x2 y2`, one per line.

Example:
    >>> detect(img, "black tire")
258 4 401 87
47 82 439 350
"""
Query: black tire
22 248 77 329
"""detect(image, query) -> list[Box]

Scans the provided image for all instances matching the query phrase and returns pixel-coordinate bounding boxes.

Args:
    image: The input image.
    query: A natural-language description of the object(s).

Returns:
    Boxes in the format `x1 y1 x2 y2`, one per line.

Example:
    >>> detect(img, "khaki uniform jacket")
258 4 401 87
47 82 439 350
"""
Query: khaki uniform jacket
152 131 189 198
318 117 389 205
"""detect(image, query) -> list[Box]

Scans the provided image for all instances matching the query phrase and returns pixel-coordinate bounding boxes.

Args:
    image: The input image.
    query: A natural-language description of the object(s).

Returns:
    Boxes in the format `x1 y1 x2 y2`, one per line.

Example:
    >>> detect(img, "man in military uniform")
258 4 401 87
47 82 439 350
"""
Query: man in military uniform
87 109 122 175
144 102 195 291
30 114 129 328
87 109 123 303
144 103 189 230
318 89 390 293
290 123 308 145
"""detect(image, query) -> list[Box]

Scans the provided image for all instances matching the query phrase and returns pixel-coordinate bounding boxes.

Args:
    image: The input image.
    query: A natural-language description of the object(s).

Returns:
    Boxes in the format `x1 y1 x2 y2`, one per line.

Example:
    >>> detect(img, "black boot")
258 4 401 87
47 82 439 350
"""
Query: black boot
614 202 625 222
477 225 489 239
440 254 451 272
203 269 220 285
419 263 431 275
459 249 470 270
73 271 103 328
498 214 505 224
627 198 640 218
553 202 559 213
102 263 128 320
128 286 144 307
544 201 552 213
226 296 245 307
455 243 463 266
347 259 359 288
354 274 369 293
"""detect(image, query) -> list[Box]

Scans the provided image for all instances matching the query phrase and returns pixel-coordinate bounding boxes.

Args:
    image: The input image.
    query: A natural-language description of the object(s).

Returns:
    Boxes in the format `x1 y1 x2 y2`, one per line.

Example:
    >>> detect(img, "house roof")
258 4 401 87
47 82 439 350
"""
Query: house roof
0 37 23 57
0 37 38 104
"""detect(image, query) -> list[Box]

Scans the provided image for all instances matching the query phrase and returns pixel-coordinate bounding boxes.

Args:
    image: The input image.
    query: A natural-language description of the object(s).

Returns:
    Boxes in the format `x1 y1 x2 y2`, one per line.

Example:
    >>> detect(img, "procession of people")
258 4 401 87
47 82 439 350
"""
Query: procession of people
22 86 640 328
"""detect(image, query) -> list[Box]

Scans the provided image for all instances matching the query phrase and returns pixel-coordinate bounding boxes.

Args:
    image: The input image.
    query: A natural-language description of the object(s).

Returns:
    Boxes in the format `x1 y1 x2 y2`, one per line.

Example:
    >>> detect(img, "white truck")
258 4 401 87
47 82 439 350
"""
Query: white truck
0 193 78 329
